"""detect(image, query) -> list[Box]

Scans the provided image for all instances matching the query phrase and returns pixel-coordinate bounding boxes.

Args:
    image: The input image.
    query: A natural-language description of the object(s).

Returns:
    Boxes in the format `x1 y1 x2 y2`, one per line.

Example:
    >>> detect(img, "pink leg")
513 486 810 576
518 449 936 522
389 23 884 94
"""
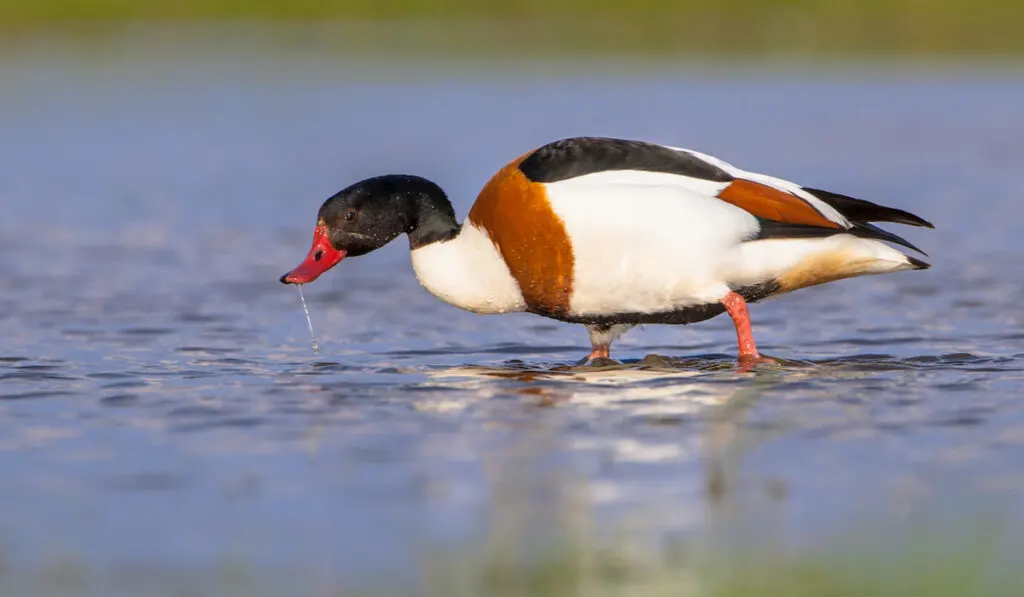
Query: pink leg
720 291 767 367
586 345 610 361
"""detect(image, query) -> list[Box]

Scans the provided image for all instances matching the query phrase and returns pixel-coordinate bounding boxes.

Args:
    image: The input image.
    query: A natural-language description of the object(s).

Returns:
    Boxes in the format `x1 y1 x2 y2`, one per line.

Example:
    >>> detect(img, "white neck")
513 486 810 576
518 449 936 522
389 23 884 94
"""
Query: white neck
409 223 526 315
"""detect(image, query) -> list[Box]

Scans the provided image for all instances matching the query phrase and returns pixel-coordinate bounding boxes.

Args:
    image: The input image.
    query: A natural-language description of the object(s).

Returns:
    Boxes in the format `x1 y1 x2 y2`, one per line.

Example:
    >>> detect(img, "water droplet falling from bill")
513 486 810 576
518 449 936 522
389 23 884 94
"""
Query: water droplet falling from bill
296 284 319 353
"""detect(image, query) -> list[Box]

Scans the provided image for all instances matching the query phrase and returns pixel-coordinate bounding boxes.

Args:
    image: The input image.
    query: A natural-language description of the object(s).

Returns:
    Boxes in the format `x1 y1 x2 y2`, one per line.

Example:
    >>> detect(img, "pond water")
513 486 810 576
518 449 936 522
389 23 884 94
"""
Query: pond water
1 33 1024 594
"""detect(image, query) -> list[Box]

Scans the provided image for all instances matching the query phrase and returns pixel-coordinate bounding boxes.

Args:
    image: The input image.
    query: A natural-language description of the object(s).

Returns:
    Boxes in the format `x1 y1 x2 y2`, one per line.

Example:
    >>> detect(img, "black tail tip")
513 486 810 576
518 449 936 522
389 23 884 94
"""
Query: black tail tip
907 256 931 270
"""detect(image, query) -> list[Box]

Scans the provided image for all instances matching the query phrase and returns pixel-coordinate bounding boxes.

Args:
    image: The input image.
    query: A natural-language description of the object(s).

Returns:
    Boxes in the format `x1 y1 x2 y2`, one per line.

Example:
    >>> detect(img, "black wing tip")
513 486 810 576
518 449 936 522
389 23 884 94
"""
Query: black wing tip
755 219 930 257
853 222 929 256
907 256 931 270
865 205 934 229
888 212 935 229
803 187 935 229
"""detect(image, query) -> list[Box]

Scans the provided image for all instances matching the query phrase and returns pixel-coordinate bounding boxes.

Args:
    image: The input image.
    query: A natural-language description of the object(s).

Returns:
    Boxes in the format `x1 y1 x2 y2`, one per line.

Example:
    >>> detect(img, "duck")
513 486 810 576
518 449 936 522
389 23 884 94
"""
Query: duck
280 136 932 365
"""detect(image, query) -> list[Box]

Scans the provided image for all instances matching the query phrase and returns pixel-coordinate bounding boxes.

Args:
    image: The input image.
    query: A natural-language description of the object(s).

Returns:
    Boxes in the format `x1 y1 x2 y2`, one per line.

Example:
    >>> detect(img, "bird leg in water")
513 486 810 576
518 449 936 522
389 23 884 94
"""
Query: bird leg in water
720 291 777 369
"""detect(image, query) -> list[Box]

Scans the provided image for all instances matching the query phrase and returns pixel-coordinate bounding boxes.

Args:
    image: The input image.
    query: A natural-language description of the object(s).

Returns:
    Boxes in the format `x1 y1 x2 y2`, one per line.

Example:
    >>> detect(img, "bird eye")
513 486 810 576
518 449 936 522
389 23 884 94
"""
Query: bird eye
345 210 357 222
314 250 323 262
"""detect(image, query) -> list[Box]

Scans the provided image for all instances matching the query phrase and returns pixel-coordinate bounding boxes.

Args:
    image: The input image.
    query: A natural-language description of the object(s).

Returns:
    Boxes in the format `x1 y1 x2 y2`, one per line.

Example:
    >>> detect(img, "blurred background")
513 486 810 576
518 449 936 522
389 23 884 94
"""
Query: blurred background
3 0 1024 55
2 1 1024 596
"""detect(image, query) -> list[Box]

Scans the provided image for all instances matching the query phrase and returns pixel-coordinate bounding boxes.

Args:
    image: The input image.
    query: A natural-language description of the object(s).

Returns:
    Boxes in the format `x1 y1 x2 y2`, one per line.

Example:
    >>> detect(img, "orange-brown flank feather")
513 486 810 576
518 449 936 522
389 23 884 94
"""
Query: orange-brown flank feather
718 180 841 229
467 154 575 316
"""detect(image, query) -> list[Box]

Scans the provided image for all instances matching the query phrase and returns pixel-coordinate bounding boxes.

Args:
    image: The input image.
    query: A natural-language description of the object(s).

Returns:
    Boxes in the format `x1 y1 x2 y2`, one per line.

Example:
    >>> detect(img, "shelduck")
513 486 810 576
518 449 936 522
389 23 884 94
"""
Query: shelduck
281 137 932 365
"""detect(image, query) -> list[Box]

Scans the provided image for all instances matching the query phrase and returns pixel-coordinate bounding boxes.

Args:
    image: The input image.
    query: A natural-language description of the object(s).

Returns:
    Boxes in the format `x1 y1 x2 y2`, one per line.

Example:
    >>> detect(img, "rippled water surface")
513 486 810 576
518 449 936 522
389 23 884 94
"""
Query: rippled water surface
2 36 1024 593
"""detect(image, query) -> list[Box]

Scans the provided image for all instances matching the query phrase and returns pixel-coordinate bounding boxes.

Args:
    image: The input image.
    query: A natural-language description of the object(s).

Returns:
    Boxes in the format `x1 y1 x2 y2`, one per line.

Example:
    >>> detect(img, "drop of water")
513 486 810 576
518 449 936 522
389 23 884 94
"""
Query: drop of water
296 284 319 353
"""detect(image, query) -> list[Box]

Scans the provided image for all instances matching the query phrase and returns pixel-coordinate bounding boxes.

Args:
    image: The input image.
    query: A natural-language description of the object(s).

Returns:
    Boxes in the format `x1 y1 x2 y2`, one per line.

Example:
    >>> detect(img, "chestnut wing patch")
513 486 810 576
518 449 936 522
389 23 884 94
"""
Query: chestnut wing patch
518 137 735 184
717 179 842 229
